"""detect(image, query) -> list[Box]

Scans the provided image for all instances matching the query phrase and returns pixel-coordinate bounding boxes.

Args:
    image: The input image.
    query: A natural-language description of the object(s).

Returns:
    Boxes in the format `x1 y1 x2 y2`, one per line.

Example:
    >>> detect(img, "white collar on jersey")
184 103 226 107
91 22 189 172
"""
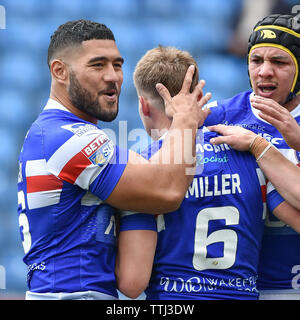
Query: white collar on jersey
44 98 71 113
249 91 300 123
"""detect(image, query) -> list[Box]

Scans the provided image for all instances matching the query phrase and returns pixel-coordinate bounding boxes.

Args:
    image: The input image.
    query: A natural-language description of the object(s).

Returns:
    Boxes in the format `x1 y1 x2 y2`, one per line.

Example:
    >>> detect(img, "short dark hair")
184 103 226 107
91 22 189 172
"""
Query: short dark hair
47 19 115 68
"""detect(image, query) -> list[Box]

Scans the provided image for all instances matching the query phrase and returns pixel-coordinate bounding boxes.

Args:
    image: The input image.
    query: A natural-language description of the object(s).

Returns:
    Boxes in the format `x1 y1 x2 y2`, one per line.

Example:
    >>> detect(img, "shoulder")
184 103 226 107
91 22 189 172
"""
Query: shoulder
37 109 112 159
204 91 252 126
204 90 251 109
36 110 116 181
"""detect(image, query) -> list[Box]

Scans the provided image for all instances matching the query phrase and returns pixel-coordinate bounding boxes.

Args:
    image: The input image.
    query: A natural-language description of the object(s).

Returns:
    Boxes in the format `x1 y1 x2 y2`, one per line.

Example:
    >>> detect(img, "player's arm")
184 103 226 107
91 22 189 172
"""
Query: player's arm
272 201 300 234
106 66 211 213
115 212 157 299
255 146 300 211
251 95 300 151
266 185 300 234
208 124 300 210
115 229 157 299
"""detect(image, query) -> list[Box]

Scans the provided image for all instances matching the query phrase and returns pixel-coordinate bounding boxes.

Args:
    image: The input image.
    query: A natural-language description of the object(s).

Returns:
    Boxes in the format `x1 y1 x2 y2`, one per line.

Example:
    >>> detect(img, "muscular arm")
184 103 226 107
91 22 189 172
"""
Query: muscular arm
107 115 197 213
273 201 300 234
252 143 300 211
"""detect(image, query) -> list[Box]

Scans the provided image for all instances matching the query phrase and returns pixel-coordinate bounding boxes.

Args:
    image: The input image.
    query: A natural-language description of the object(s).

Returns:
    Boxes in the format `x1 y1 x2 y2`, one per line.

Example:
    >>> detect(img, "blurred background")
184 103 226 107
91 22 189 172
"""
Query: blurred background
0 0 297 299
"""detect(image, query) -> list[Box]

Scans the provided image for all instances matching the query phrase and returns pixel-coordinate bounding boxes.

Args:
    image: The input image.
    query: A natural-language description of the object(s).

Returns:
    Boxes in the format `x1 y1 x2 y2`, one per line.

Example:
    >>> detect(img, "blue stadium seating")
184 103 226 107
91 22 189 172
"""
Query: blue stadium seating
0 0 255 299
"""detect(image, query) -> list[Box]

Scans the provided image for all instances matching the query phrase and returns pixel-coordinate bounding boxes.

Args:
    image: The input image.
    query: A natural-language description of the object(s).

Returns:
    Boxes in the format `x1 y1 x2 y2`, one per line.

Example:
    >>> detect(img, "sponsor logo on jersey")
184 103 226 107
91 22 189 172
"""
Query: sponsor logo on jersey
222 121 266 133
82 134 109 157
195 141 230 167
61 122 96 136
158 274 258 294
82 134 114 167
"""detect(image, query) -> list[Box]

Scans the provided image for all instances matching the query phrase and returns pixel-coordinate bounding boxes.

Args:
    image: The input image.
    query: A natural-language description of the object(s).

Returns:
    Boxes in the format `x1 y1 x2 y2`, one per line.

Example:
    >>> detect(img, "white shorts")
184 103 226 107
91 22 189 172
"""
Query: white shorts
259 289 300 300
25 290 118 300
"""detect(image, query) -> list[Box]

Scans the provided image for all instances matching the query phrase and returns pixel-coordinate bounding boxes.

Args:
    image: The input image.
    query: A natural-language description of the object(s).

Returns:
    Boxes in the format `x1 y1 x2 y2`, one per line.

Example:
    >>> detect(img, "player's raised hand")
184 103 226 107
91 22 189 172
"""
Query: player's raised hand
155 65 211 126
251 95 300 151
208 124 257 151
197 80 212 126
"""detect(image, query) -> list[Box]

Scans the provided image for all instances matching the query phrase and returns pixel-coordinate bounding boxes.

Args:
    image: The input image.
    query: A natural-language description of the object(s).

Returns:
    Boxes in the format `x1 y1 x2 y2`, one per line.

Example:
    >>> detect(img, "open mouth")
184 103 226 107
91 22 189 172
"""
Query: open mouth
103 90 117 97
257 84 277 93
100 89 118 101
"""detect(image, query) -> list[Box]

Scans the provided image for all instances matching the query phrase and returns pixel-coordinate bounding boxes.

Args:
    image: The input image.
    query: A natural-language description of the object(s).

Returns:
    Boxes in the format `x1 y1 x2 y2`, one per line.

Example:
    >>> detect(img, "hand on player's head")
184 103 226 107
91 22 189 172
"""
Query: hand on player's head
155 65 211 126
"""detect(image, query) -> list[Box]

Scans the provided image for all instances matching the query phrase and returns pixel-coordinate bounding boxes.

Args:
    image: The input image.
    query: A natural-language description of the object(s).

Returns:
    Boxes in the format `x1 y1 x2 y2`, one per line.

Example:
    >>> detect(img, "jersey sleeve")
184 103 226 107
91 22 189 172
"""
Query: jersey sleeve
46 125 128 201
117 139 162 232
266 181 285 212
119 211 157 231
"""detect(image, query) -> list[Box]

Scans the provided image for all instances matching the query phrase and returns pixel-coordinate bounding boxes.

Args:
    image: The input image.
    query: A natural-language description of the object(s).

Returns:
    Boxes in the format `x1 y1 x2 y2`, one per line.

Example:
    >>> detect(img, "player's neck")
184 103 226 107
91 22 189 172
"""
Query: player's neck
151 118 171 140
49 90 97 124
283 95 300 112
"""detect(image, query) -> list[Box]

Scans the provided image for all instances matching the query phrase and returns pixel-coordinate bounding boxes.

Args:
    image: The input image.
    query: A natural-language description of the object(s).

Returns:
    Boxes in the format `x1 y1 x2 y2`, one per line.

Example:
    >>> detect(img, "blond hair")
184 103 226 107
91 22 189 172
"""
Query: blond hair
133 45 199 108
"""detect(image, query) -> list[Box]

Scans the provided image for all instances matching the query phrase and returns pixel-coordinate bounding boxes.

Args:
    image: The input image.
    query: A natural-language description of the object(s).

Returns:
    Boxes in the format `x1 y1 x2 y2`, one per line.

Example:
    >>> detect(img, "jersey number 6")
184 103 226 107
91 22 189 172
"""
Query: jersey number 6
193 206 239 271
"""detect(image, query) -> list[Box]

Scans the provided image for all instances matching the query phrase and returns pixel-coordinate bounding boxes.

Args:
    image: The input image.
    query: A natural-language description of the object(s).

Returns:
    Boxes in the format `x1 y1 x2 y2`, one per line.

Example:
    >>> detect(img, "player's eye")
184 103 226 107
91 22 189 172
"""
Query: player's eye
250 58 262 64
273 60 285 65
92 63 104 67
114 63 122 69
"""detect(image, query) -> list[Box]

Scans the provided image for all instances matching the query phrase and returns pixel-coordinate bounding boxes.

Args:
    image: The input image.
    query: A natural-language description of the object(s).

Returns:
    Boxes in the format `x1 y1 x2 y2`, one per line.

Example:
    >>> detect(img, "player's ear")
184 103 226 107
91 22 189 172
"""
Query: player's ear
50 59 68 85
139 96 150 117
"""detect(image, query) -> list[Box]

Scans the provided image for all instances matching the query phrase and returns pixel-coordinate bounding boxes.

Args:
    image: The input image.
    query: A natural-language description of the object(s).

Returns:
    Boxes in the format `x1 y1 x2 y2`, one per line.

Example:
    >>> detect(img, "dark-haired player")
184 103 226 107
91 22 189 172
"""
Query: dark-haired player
204 14 300 300
116 45 300 300
17 19 211 300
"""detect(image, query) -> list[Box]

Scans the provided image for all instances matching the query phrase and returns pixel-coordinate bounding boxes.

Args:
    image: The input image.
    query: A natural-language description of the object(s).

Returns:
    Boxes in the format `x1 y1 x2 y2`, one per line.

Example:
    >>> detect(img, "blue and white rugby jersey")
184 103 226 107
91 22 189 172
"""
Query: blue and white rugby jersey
204 90 300 292
17 99 128 297
120 129 283 299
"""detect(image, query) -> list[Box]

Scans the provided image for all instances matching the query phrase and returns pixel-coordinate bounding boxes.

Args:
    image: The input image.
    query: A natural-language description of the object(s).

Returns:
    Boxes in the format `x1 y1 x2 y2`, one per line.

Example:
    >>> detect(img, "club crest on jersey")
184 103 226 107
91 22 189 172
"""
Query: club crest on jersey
82 134 114 167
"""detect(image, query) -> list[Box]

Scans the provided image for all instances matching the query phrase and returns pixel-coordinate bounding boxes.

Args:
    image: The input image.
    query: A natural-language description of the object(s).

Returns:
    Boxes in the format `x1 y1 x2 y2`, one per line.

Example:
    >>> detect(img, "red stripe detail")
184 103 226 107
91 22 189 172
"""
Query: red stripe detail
58 152 91 184
297 163 300 167
27 175 63 193
261 185 267 202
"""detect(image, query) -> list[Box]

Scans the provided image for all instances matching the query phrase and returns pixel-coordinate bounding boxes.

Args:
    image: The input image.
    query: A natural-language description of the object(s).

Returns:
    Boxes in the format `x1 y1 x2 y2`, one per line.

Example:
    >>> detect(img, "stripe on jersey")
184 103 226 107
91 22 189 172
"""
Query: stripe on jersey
278 148 299 165
47 130 113 189
58 151 91 184
26 175 63 193
47 129 101 176
25 159 63 209
256 168 267 219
